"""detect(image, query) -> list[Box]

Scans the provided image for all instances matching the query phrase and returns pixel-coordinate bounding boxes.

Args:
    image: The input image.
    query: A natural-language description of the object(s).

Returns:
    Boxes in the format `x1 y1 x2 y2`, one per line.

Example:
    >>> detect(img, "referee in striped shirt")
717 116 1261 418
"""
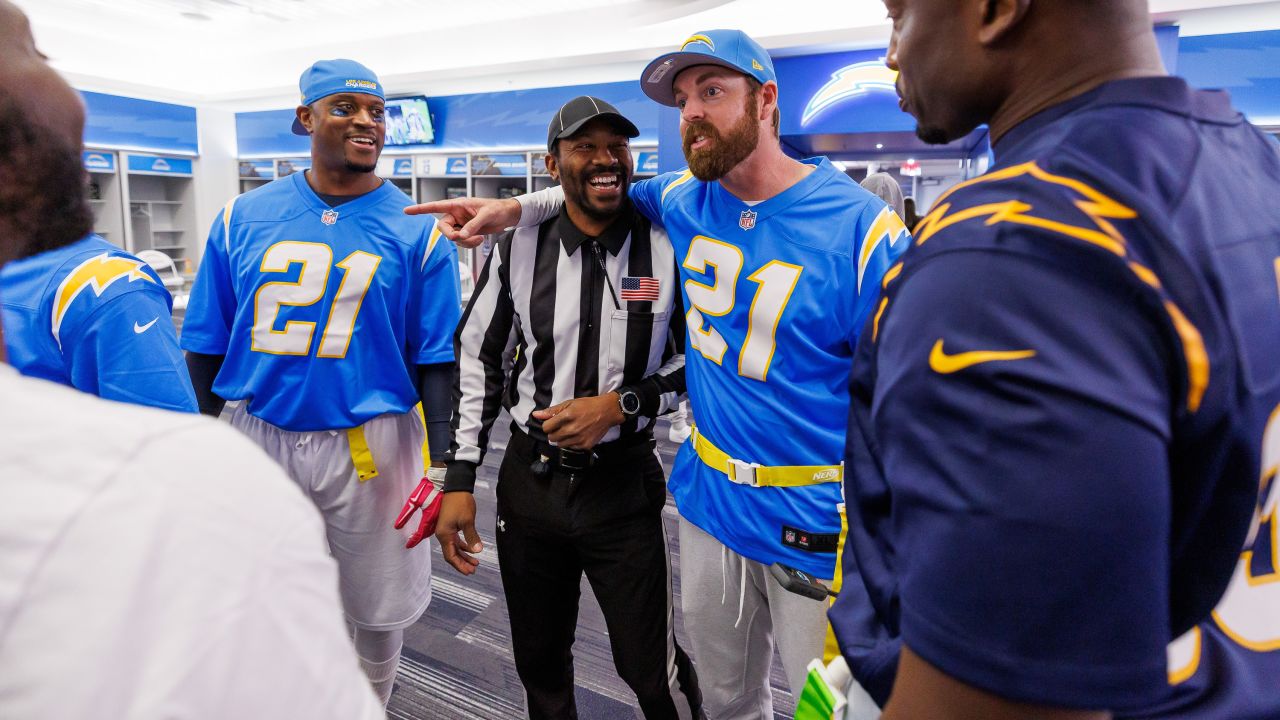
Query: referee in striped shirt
434 97 701 720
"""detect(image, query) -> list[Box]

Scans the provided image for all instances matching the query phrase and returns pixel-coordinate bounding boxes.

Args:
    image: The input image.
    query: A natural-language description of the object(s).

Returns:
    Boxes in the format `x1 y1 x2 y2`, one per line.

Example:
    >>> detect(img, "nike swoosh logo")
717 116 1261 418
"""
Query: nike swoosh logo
134 318 159 334
929 339 1036 374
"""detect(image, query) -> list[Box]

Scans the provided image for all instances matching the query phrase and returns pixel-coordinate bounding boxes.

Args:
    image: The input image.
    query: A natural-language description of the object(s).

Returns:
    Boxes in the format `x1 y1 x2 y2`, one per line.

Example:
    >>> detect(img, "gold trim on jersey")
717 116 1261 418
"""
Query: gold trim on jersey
858 206 908 293
661 169 696 204
876 162 1209 413
51 253 154 348
221 196 238 250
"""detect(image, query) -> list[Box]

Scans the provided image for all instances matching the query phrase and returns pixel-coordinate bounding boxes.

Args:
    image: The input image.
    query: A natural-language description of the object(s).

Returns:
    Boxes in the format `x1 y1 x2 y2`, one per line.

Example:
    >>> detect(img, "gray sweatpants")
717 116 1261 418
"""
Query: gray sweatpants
678 517 829 720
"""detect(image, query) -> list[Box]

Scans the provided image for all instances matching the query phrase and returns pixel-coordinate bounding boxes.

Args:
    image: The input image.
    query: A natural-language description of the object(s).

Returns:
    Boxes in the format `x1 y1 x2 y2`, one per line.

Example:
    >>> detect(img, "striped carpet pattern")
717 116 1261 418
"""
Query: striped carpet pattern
388 415 797 720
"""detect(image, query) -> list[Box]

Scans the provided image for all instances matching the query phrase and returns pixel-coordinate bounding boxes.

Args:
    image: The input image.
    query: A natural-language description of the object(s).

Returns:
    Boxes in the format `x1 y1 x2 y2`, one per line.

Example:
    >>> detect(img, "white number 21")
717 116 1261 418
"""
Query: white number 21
682 235 802 382
252 240 381 358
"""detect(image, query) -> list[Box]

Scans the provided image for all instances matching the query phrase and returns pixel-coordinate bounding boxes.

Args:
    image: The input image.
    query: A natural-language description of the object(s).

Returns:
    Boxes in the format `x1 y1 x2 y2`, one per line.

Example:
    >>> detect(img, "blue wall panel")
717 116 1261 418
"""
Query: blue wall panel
657 105 684 174
1179 29 1280 122
236 108 311 158
81 91 198 155
429 80 656 150
236 80 657 157
230 28 1280 160
1155 25 1180 74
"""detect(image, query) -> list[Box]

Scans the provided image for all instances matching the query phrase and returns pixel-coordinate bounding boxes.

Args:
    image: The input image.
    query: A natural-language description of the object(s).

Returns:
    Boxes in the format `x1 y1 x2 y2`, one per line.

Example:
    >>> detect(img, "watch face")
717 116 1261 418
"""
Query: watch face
622 392 641 414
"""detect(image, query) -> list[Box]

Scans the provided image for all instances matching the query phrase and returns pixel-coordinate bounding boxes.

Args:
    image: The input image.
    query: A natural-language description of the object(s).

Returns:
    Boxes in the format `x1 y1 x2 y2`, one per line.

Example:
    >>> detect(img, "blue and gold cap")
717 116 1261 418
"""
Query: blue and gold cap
640 29 776 107
291 59 384 135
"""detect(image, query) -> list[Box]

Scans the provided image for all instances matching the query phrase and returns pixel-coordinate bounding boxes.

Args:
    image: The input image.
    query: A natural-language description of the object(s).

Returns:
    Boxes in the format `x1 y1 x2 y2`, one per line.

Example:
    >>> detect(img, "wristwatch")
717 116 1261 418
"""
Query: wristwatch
617 388 642 417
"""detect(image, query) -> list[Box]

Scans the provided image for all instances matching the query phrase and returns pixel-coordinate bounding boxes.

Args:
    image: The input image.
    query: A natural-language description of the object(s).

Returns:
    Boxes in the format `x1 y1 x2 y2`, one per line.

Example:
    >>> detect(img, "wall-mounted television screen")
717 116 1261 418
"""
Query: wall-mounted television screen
384 95 435 146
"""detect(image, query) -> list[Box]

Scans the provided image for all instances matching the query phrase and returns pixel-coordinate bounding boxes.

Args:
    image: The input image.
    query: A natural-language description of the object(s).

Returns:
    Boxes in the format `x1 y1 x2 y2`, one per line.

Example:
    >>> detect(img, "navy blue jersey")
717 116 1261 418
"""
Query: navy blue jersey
830 77 1280 716
181 173 460 431
1 235 196 412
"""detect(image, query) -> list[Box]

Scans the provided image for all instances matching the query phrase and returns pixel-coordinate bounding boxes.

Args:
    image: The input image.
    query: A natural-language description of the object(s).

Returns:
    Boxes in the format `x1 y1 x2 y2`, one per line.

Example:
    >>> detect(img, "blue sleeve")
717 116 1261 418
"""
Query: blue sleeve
411 227 461 364
181 210 237 355
628 172 687 224
62 285 198 412
873 246 1176 708
850 201 910 344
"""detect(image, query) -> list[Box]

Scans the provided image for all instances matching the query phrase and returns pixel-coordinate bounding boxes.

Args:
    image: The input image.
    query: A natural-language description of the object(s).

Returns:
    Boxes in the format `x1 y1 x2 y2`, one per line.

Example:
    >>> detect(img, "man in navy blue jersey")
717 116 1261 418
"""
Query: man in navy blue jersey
830 1 1280 718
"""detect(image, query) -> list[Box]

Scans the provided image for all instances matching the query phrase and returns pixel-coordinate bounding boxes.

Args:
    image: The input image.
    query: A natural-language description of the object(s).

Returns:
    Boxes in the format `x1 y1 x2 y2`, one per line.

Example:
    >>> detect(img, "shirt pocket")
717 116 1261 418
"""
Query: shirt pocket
606 309 670 375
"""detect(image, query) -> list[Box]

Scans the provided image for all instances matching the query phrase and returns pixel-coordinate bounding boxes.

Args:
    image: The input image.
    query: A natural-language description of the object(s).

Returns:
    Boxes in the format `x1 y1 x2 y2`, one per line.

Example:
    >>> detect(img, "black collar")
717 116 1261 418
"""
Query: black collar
557 202 633 256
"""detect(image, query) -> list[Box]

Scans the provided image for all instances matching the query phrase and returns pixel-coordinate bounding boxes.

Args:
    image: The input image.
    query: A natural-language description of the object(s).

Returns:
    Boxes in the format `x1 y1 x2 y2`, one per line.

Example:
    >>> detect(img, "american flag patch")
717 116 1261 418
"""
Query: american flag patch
620 276 660 301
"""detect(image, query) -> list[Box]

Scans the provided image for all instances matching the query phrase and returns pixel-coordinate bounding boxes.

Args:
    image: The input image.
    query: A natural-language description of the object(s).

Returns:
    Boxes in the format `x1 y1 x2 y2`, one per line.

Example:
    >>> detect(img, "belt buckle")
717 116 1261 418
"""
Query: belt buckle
558 447 594 472
727 458 760 487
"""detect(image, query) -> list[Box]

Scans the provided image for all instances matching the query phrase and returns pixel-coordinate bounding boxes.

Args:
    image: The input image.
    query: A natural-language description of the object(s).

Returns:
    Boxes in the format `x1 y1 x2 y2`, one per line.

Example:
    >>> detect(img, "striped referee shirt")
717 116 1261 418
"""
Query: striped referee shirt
444 202 685 492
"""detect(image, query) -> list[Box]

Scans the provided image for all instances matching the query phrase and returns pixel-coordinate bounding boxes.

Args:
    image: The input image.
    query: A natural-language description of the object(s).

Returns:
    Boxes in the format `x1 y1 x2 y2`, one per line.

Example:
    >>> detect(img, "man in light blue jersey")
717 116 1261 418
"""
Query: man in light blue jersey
2 236 197 412
182 59 460 708
409 29 904 720
0 18 195 412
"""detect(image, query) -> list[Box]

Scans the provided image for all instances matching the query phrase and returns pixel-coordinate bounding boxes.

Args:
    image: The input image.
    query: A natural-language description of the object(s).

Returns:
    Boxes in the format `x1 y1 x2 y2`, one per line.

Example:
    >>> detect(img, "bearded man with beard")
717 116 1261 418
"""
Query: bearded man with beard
181 58 461 708
408 29 905 720
431 96 700 720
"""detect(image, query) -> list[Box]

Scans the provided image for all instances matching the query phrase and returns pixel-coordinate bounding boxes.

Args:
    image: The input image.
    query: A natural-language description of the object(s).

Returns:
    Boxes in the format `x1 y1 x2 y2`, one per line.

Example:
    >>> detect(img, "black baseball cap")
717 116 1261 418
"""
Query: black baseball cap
546 96 640 153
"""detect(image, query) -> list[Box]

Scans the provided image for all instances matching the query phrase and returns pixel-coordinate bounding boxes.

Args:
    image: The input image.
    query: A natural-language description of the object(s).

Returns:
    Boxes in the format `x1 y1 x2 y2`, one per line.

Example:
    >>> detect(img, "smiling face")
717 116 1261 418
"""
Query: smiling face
885 0 1003 145
672 65 765 181
297 92 385 174
548 117 634 226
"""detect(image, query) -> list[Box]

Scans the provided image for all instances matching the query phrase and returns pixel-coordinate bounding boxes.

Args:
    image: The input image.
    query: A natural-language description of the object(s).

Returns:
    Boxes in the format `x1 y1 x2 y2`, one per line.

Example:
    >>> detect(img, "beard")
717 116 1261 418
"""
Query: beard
0 94 93 263
915 123 951 146
570 166 628 223
345 159 378 174
682 96 760 182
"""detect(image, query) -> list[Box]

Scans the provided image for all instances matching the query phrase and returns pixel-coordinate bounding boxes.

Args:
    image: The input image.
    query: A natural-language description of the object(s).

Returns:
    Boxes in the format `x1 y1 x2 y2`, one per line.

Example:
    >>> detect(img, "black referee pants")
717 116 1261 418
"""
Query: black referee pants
496 429 701 720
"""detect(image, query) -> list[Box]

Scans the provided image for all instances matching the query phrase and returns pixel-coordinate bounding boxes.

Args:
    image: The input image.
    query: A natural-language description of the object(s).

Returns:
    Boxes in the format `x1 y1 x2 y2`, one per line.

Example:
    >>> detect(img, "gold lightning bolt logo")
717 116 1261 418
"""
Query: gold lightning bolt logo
908 162 1209 412
52 253 155 347
913 161 1137 256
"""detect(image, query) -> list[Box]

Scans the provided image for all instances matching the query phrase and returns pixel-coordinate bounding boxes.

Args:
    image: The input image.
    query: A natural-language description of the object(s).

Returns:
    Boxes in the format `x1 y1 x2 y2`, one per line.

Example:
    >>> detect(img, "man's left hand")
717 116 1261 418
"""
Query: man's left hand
532 393 624 450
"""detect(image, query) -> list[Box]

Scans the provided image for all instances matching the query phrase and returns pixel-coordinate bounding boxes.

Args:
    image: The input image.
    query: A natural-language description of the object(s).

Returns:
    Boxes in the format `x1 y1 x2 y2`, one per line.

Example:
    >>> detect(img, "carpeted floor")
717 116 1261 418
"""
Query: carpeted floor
387 413 797 720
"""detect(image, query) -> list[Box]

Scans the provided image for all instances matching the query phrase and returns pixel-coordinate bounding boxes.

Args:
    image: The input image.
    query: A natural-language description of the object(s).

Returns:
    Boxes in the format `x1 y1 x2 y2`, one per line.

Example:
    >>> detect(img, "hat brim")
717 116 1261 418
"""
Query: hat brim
640 52 752 107
548 112 641 152
290 87 385 135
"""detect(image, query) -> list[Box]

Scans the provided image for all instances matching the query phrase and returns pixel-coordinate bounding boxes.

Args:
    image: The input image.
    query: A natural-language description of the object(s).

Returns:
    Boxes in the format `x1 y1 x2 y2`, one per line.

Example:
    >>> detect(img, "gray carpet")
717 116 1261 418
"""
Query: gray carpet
388 414 797 720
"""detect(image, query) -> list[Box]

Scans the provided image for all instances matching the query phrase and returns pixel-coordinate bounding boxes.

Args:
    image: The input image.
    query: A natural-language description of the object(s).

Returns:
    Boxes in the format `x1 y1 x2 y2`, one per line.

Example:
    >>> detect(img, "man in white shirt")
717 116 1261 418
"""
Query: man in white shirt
0 3 383 717
0 366 386 720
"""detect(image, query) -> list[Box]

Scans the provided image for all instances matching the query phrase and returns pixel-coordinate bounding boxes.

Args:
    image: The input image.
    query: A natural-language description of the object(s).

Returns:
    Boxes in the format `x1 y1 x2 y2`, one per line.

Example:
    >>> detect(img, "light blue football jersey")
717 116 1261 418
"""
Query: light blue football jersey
0 234 197 412
630 158 909 577
181 173 460 431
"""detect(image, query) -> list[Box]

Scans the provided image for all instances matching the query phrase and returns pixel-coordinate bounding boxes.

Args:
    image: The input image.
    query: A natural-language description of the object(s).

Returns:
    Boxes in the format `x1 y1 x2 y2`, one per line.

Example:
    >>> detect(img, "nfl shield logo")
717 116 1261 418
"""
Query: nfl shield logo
739 209 757 230
321 209 339 226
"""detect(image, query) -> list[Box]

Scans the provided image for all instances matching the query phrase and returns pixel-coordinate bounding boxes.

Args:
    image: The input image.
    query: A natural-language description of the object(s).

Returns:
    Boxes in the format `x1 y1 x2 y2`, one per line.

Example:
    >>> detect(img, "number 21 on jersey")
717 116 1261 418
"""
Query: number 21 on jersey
252 240 381 358
682 235 802 382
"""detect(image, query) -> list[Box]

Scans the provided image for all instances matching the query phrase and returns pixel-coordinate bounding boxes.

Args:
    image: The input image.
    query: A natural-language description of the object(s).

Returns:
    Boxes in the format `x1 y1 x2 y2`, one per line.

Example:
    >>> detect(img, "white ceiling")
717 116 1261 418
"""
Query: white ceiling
14 0 1280 110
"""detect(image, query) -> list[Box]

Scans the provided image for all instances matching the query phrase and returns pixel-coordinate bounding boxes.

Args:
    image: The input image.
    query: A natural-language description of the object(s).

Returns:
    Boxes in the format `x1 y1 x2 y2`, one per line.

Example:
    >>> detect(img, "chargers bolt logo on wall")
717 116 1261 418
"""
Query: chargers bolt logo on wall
802 61 899 126
321 209 339 226
740 209 757 231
